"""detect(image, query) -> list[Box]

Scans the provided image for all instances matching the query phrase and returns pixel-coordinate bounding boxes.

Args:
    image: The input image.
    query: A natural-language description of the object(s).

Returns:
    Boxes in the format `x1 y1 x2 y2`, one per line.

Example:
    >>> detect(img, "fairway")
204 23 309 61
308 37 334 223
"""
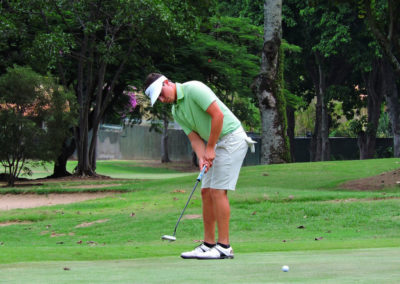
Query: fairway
1 248 399 283
2 160 196 180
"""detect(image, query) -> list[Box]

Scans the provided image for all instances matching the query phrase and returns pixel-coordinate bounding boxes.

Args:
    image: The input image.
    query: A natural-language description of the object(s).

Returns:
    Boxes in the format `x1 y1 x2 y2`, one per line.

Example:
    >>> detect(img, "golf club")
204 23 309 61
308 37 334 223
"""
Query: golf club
161 165 207 242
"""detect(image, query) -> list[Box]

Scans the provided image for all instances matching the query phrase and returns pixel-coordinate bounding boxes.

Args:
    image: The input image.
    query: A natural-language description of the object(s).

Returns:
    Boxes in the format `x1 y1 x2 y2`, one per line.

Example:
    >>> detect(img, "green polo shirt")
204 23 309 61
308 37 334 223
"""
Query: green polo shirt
172 81 241 141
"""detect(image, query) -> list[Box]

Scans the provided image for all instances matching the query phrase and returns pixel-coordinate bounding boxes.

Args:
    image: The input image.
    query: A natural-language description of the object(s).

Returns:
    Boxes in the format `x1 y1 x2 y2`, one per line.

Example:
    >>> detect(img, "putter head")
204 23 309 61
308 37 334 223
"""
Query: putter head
161 235 176 242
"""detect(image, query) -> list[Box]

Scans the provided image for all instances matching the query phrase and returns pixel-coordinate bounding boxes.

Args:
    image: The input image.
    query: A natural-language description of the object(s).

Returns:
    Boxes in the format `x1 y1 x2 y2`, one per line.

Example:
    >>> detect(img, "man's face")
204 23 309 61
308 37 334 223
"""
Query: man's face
158 80 176 104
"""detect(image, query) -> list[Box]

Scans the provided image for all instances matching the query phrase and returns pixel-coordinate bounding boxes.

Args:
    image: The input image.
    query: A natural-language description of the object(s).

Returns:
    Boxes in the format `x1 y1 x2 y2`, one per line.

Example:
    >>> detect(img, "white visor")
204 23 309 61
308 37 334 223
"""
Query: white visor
145 75 167 106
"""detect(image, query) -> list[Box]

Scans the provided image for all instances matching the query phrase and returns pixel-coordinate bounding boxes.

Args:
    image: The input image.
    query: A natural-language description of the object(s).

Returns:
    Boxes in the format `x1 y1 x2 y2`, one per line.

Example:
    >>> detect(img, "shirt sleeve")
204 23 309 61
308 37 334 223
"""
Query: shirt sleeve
189 82 217 111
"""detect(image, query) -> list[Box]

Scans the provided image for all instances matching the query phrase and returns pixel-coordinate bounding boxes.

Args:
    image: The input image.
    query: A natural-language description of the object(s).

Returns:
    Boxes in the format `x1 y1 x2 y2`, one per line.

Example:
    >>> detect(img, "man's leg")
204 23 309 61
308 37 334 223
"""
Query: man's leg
195 188 234 259
209 188 230 245
201 188 216 244
180 187 216 259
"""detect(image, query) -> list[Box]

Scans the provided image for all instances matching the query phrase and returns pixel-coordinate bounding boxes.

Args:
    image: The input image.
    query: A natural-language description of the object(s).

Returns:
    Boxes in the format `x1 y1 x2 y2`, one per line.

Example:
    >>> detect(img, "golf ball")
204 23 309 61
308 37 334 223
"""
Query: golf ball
282 265 289 272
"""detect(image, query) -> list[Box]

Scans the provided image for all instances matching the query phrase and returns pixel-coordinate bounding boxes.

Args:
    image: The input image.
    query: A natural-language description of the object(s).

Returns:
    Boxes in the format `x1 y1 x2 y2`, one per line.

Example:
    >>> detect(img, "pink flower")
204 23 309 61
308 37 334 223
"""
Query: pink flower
127 91 137 110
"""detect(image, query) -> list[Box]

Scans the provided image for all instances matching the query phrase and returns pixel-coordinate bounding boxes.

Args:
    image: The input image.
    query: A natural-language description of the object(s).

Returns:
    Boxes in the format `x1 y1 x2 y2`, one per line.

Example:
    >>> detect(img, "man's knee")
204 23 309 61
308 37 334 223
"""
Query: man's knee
201 188 211 198
209 188 227 199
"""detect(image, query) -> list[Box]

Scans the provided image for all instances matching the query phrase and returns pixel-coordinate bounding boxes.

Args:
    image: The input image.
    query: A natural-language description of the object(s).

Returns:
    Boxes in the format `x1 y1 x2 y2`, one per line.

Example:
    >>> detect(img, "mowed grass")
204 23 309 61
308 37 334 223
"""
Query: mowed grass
0 158 400 282
1 248 399 283
0 160 193 180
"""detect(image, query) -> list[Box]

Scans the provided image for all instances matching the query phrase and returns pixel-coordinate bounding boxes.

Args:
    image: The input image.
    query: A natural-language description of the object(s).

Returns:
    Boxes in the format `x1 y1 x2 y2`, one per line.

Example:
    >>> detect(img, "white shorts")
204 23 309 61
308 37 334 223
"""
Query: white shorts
201 127 249 191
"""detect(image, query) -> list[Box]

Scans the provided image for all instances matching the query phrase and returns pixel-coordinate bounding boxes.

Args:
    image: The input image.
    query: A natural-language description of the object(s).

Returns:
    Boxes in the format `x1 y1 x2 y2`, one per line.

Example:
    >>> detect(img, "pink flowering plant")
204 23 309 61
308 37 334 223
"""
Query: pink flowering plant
119 85 142 126
121 86 137 117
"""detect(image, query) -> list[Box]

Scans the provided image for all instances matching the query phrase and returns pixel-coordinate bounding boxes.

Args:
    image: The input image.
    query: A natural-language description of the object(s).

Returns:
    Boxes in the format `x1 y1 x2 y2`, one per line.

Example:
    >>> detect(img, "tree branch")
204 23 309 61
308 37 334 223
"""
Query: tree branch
365 0 400 76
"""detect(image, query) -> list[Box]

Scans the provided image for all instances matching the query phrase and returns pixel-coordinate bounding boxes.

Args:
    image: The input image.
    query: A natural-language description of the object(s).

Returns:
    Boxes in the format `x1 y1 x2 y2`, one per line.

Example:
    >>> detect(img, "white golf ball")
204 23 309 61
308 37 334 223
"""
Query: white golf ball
282 265 289 272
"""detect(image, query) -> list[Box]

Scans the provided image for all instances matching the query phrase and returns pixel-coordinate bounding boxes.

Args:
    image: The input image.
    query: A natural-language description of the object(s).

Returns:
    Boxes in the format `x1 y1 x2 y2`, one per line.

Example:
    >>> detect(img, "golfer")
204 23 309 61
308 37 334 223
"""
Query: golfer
144 73 255 259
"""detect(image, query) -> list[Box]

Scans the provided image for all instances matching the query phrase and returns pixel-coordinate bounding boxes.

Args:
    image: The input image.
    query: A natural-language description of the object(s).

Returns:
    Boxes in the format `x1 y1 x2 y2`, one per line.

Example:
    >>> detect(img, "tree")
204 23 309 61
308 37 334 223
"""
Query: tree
359 0 400 76
335 0 400 157
286 2 358 161
0 66 76 186
383 59 400 157
253 0 290 164
215 0 306 161
10 0 209 176
361 0 400 157
352 59 386 158
328 0 399 158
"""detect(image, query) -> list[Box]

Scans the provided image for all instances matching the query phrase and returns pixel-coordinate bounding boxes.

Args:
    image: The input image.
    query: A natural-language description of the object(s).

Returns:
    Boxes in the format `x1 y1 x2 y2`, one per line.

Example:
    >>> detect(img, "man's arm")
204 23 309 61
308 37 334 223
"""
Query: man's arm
204 101 224 168
188 131 207 171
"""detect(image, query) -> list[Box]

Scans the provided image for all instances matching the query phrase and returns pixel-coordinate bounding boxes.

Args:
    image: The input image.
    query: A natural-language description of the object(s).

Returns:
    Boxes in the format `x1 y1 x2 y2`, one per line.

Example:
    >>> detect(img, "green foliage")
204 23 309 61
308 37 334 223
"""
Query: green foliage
295 101 316 137
377 110 392 138
349 109 392 138
215 0 264 26
231 96 260 132
0 65 76 186
167 16 262 127
298 2 357 58
349 115 373 135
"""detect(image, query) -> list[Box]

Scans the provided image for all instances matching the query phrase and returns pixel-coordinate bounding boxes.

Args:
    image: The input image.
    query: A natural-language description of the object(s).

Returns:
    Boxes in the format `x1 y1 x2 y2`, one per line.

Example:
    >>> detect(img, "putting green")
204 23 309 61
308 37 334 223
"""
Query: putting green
1 248 399 283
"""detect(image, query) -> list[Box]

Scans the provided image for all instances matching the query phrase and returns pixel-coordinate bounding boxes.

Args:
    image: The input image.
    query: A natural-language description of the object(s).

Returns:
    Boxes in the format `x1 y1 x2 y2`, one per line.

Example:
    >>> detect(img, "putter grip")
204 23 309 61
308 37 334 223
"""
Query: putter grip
196 165 207 181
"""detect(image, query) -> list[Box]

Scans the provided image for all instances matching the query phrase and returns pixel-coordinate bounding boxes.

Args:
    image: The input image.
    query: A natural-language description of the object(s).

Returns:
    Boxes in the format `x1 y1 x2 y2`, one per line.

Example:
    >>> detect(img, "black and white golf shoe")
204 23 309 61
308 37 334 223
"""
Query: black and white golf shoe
180 243 212 259
196 244 234 259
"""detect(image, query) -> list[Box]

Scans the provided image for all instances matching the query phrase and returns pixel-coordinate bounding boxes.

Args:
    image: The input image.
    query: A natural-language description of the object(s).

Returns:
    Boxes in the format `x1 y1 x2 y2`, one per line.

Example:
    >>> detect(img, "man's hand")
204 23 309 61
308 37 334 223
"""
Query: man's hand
204 146 216 169
198 158 209 173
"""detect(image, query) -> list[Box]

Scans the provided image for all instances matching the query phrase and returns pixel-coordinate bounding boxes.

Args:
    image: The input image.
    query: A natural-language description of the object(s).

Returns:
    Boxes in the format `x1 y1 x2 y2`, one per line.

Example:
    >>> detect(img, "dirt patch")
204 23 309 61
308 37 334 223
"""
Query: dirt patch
171 189 187 193
0 221 33 227
340 168 400 190
0 161 195 213
0 192 116 211
75 218 110 228
0 174 115 186
182 214 202 220
326 197 400 203
64 183 122 189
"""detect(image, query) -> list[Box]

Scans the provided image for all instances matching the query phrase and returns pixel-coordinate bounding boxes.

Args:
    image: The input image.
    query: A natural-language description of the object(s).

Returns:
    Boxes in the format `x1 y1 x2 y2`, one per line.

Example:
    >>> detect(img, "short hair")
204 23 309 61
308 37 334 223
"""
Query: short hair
144 73 163 91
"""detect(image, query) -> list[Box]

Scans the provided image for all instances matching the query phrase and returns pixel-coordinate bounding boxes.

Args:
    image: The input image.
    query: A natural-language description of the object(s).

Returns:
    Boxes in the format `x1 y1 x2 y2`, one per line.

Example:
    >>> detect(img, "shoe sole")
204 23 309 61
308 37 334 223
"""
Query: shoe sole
197 255 234 260
180 255 198 259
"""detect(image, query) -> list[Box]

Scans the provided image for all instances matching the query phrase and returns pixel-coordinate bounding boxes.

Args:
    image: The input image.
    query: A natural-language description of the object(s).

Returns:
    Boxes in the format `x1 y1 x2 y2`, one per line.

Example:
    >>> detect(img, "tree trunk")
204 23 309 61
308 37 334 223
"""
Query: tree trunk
383 59 400 157
358 59 384 159
255 0 290 164
88 64 107 173
89 125 98 172
309 102 321 162
50 137 75 178
286 106 295 162
358 132 377 159
74 31 95 176
310 53 330 161
75 94 93 175
161 116 170 163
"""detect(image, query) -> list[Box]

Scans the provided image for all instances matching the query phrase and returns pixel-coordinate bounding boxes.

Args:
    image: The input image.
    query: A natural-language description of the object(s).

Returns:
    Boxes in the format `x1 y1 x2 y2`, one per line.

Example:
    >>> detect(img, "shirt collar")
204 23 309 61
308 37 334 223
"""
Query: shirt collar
175 83 184 102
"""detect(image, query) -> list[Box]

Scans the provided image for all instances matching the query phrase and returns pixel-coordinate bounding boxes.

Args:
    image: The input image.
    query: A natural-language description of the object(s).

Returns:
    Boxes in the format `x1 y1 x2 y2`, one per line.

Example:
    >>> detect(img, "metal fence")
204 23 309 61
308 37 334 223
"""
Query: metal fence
95 125 394 164
97 124 192 161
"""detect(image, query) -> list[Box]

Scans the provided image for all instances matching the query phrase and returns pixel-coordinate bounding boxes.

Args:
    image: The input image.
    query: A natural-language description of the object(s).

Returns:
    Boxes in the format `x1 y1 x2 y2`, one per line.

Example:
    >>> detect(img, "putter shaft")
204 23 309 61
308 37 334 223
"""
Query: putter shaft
170 165 207 238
